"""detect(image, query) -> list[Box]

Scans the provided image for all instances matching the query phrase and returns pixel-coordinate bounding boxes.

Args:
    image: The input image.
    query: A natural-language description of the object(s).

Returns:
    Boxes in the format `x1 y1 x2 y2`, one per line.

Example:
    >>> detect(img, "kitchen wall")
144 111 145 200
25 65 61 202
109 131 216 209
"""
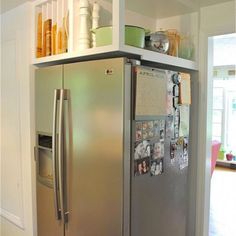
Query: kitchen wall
0 2 35 236
125 10 156 32
196 1 236 236
200 1 235 36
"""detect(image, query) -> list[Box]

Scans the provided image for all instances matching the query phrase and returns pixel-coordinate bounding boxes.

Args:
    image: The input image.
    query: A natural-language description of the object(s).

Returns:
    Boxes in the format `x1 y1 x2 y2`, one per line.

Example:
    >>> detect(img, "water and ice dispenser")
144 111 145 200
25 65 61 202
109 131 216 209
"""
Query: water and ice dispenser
35 134 53 187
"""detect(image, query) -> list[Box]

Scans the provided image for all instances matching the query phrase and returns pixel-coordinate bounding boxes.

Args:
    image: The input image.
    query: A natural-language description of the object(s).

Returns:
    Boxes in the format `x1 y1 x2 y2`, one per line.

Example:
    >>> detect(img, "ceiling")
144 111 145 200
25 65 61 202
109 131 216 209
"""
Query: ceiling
126 0 234 18
0 0 33 14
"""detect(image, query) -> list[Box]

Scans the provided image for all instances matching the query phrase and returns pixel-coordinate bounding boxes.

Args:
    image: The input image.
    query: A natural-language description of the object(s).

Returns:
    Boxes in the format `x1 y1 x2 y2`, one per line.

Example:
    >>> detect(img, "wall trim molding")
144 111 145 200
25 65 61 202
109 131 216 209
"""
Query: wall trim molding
0 207 25 229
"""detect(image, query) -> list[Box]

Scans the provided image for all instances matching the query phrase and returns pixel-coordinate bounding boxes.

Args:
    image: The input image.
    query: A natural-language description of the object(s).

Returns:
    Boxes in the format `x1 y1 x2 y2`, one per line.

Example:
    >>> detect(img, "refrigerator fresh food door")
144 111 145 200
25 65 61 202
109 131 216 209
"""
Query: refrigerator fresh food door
131 68 188 236
64 58 131 236
35 65 64 236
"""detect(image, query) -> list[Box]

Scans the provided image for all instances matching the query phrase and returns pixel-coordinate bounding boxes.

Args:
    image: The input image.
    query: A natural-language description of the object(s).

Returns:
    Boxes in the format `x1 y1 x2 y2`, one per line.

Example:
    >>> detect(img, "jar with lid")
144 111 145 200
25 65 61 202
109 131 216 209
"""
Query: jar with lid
149 30 169 54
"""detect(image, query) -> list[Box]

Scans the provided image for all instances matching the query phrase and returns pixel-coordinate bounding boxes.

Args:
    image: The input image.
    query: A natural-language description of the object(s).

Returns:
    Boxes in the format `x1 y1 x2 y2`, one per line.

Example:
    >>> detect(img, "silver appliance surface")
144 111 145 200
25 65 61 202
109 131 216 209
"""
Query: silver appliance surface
131 68 188 236
35 58 131 236
64 58 129 236
35 59 189 236
35 65 64 236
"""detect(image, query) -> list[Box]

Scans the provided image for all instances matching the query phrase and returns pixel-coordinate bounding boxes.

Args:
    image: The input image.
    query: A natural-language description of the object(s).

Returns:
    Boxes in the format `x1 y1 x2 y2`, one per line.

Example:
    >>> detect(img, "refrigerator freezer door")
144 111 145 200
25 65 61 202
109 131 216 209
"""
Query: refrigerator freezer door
35 65 63 134
64 58 130 236
36 182 64 236
35 65 64 236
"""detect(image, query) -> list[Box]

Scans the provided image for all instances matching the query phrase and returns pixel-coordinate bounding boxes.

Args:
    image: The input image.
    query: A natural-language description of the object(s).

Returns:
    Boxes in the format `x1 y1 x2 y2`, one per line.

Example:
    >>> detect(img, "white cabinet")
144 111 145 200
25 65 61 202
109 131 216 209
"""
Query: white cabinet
1 3 35 236
32 0 200 70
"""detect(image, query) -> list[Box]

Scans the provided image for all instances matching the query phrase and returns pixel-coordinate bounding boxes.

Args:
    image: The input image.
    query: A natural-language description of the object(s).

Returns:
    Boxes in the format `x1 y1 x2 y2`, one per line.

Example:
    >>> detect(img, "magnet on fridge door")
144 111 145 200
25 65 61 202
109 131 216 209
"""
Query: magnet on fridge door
166 116 174 139
152 142 162 159
134 140 151 160
141 158 150 175
143 130 148 140
183 137 188 158
142 121 148 131
148 129 154 138
135 122 143 141
160 129 165 141
170 140 177 159
147 121 154 129
134 157 150 176
160 119 165 130
179 154 188 170
150 158 163 176
153 120 159 137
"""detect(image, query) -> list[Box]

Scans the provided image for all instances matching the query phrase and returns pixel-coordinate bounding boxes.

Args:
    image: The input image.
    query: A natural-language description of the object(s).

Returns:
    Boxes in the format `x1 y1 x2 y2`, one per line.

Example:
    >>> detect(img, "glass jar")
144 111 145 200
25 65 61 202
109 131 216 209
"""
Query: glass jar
167 29 180 57
179 34 194 60
150 30 169 54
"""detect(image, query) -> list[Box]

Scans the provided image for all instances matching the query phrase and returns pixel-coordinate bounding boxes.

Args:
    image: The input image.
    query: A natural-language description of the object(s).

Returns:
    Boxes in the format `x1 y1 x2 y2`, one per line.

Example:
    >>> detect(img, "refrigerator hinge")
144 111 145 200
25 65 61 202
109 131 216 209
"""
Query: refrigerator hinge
126 59 141 66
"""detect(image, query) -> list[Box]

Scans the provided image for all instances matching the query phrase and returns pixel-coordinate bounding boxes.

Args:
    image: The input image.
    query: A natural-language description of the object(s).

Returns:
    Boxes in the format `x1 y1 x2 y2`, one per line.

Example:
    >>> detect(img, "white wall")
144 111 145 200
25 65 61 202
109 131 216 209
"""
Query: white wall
0 3 35 236
196 1 236 236
200 1 235 36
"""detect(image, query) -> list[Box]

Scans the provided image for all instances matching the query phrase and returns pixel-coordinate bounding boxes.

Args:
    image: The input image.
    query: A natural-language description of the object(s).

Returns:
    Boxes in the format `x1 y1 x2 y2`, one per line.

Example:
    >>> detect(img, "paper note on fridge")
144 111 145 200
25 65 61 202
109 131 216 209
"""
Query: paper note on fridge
179 73 191 105
179 105 190 137
135 67 167 117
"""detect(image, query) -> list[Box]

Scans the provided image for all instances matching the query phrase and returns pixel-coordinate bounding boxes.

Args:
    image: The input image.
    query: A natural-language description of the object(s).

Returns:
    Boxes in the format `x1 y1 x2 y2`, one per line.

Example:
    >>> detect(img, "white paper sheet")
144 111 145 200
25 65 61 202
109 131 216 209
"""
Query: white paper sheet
135 68 167 116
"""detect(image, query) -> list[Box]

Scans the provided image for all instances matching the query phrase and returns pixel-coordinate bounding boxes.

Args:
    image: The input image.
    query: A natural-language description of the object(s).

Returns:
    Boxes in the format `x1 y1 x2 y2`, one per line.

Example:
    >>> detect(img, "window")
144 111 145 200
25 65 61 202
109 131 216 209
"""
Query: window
212 79 236 153
212 86 224 143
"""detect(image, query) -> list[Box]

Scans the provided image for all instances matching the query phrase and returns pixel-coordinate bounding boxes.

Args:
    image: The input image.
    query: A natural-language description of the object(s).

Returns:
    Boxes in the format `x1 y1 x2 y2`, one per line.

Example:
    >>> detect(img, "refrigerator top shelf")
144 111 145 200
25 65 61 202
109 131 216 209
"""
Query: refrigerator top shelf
32 45 198 72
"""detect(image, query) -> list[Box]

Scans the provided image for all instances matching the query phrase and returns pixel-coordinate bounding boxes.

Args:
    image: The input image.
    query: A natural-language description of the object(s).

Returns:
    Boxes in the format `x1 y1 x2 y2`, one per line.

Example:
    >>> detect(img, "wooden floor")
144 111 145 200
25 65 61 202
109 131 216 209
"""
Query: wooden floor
209 166 236 236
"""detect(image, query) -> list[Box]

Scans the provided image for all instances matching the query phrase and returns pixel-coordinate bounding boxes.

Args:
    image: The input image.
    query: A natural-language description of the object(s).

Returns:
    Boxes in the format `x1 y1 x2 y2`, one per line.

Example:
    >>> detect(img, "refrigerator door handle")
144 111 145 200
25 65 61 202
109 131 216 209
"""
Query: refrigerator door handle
52 89 61 220
58 89 66 224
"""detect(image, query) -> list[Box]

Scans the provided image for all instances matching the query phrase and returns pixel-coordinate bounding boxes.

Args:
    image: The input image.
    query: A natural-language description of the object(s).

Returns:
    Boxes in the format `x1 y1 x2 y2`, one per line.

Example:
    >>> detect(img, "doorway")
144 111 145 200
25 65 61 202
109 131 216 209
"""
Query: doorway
209 33 236 236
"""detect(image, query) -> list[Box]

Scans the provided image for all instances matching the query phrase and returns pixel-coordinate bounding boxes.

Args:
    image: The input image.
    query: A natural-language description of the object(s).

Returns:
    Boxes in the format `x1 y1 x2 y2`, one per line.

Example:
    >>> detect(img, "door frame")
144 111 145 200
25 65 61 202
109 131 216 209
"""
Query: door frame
195 29 236 236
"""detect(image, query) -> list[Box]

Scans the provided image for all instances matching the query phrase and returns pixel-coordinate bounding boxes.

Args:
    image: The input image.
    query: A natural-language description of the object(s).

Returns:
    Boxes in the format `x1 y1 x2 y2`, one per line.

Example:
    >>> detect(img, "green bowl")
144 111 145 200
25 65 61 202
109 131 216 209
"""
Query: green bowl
92 25 146 48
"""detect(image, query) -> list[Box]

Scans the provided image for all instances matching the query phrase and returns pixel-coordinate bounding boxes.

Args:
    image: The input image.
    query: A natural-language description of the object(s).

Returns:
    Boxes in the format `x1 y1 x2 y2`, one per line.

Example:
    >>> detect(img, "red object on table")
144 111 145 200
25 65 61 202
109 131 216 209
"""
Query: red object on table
211 140 221 176
226 153 233 161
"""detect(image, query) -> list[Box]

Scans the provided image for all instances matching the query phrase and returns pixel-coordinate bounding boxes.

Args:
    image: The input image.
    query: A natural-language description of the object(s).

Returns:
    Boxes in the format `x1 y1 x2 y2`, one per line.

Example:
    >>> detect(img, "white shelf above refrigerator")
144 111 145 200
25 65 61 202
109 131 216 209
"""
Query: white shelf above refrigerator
120 45 198 70
33 44 198 71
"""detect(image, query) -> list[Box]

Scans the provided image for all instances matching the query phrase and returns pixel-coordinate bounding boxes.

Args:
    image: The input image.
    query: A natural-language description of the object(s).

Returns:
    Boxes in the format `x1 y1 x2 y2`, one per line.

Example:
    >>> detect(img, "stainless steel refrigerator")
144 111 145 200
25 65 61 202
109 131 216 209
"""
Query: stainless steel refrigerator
35 57 190 236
